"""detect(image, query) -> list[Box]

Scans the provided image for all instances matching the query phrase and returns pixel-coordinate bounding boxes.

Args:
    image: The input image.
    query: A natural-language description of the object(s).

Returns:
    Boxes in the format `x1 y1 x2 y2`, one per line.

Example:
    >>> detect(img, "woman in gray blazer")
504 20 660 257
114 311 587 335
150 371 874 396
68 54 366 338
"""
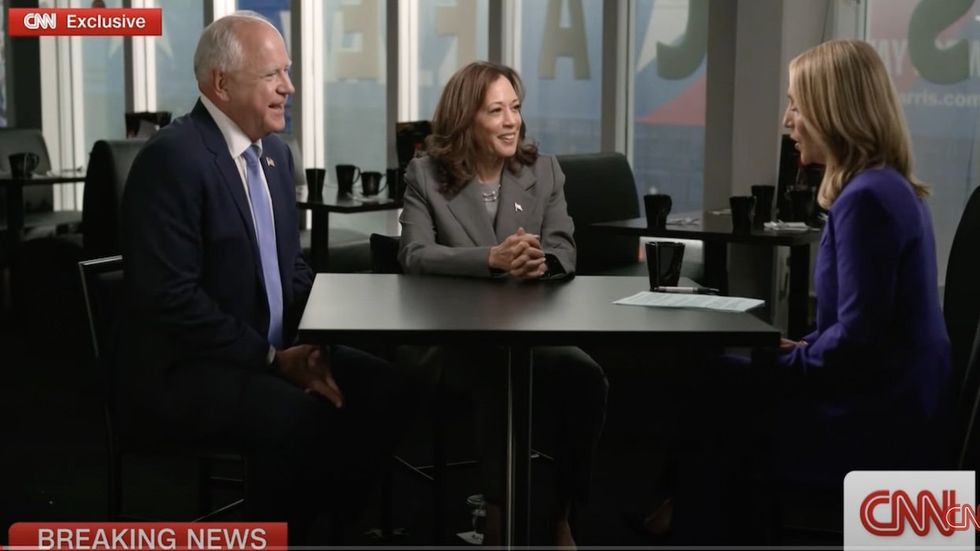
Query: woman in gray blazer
398 61 608 547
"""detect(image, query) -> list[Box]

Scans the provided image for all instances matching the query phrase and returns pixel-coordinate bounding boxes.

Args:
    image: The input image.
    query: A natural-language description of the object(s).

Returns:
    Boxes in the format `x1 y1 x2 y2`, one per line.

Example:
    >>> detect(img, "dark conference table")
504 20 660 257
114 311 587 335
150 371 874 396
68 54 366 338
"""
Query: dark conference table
297 273 779 546
295 189 402 272
591 212 822 339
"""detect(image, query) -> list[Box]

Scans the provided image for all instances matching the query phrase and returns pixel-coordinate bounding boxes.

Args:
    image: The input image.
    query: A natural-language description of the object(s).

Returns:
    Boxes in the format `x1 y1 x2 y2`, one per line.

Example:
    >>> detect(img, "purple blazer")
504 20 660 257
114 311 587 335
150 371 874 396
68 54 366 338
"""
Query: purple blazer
777 167 951 468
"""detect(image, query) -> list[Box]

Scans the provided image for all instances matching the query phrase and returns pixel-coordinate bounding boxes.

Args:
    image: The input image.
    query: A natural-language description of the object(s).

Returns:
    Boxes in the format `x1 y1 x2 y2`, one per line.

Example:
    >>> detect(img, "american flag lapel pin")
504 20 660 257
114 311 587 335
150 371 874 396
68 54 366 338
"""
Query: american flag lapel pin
515 202 523 212
265 157 276 167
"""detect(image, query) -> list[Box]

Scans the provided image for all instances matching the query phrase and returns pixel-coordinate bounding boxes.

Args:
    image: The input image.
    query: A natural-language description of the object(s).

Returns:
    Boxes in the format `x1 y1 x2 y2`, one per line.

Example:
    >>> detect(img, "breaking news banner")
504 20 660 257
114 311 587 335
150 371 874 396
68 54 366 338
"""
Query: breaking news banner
844 471 977 550
7 8 162 37
5 522 287 550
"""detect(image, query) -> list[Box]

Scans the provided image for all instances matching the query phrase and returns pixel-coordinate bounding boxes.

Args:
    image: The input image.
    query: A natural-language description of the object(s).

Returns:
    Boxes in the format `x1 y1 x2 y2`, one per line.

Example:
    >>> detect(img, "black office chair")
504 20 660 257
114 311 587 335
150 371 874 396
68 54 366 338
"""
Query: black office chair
124 111 172 138
79 255 249 521
557 153 642 276
81 139 147 258
944 184 980 469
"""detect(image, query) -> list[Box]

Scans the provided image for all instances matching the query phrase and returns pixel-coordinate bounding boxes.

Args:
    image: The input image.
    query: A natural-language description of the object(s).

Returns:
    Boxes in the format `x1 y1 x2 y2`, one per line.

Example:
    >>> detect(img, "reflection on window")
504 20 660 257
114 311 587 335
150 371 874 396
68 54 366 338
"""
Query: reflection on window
632 0 707 214
519 0 602 155
154 0 204 117
322 0 387 178
411 0 488 121
866 0 980 281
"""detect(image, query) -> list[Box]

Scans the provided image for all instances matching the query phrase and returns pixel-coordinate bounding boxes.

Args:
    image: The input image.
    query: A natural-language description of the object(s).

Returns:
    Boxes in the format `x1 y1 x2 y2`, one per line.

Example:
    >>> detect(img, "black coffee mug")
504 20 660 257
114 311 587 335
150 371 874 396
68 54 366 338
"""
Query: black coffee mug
729 195 756 234
644 194 672 229
751 185 775 228
305 168 326 201
645 241 685 289
386 168 405 200
360 171 385 196
336 164 361 196
9 152 40 179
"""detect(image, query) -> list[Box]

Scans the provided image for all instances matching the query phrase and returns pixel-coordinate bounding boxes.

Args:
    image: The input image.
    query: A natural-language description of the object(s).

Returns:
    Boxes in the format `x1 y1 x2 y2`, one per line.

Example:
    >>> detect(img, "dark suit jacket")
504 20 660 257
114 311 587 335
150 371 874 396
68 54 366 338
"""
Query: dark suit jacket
120 100 312 406
398 154 576 277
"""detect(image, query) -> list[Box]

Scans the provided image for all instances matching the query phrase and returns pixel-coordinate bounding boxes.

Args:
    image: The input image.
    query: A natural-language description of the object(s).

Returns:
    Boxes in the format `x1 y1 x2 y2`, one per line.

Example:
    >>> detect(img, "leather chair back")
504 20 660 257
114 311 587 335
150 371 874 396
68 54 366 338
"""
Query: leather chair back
945 185 980 467
557 153 641 274
82 139 146 258
370 234 402 274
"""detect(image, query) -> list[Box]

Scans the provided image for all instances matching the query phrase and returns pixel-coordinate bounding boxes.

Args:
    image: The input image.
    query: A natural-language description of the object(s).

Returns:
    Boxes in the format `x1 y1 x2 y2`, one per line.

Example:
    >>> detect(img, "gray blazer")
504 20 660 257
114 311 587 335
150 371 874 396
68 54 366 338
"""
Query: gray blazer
398 154 576 278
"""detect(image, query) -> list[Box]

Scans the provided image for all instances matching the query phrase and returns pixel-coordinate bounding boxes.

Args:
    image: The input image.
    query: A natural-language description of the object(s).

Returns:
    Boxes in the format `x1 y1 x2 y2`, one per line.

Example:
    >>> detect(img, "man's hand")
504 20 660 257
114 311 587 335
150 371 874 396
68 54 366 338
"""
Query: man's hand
275 345 344 408
488 227 543 273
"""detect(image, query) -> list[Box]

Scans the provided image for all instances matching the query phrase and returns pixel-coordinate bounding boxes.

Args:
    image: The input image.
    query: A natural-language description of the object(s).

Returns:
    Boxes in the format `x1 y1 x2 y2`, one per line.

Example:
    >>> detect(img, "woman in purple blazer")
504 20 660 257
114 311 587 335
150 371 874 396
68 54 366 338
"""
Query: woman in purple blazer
648 40 952 544
777 39 950 468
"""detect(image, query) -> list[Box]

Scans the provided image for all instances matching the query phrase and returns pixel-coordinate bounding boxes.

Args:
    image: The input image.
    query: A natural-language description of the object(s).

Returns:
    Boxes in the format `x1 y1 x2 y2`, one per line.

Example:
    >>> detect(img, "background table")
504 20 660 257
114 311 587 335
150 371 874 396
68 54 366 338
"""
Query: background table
298 273 779 546
295 192 402 272
0 170 86 256
591 212 822 338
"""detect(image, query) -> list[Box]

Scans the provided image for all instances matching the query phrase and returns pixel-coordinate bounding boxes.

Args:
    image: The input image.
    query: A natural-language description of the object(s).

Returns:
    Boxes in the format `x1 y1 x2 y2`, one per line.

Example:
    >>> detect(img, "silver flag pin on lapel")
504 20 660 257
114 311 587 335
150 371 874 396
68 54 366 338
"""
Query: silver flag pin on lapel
265 157 276 167
515 202 523 212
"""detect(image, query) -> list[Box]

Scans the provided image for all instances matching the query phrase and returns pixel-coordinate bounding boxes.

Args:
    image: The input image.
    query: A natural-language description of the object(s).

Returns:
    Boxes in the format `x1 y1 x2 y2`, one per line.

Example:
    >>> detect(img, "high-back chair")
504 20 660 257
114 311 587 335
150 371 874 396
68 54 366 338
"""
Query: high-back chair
557 153 642 275
79 255 248 520
944 184 980 468
82 139 147 258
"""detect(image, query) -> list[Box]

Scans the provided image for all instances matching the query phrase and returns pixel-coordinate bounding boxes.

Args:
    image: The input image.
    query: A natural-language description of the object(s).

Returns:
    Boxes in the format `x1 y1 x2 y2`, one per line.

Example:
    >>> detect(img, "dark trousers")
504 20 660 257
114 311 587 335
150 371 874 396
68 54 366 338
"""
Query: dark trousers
145 346 407 541
668 352 949 545
400 345 608 508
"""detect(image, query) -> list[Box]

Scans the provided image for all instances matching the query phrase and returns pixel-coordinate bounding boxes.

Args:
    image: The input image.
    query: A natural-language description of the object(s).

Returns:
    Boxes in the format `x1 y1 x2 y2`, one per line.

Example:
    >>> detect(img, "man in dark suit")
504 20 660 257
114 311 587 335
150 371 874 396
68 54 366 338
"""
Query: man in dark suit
120 12 403 539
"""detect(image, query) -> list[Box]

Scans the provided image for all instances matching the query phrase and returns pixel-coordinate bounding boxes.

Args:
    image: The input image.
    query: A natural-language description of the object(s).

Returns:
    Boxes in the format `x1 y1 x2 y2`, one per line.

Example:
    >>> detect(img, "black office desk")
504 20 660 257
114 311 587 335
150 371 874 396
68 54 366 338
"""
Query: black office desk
298 273 779 546
0 171 86 255
296 190 402 272
591 212 822 338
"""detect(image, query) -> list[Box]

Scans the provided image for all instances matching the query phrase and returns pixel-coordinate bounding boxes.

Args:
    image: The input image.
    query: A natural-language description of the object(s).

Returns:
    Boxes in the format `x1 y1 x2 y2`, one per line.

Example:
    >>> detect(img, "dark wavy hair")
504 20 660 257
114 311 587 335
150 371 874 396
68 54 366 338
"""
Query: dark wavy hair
425 61 538 196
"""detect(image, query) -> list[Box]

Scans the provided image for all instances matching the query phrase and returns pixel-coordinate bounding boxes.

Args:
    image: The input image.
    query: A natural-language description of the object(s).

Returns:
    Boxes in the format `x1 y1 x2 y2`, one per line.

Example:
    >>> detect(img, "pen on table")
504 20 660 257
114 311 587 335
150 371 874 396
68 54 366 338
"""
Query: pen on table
653 286 721 295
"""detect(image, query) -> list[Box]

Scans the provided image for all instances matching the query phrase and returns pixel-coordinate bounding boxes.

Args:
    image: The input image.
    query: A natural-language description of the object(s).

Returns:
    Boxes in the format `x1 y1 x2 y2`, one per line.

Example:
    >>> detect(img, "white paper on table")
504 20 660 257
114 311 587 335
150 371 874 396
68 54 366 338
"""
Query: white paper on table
614 291 765 313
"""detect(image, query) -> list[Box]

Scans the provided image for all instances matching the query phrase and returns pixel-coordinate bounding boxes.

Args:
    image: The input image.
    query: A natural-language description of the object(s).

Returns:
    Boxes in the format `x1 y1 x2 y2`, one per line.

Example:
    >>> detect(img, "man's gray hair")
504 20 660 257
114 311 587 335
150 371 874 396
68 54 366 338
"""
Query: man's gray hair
193 11 279 84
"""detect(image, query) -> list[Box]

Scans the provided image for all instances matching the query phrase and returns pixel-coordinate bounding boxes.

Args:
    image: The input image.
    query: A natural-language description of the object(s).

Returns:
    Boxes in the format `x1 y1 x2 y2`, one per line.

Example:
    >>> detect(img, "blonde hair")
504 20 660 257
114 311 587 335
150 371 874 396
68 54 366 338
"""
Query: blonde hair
789 39 928 209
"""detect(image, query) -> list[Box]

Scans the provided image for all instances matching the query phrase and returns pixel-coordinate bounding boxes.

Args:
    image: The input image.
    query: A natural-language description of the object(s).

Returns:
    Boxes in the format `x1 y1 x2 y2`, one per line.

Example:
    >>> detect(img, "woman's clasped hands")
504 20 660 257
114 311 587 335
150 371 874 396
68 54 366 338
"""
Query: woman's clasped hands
489 227 548 279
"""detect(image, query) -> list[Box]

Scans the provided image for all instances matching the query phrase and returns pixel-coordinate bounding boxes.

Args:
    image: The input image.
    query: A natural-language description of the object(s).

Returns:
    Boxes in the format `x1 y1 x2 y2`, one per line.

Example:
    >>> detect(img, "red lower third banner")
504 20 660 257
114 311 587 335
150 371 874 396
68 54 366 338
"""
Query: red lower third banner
7 523 287 550
8 8 162 37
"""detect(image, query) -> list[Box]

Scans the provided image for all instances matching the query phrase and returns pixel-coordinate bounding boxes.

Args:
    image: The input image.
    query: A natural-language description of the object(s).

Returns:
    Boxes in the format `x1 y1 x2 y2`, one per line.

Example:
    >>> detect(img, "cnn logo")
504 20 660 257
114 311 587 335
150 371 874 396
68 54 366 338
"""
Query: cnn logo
23 12 57 30
845 471 977 549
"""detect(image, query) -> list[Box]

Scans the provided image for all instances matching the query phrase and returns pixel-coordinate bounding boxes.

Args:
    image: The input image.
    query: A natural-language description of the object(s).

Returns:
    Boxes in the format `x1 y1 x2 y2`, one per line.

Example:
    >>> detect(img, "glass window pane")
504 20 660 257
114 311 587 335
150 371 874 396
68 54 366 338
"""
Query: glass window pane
414 0 488 121
866 0 980 281
323 0 387 176
519 0 602 154
632 0 707 213
77 0 126 152
155 0 204 117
